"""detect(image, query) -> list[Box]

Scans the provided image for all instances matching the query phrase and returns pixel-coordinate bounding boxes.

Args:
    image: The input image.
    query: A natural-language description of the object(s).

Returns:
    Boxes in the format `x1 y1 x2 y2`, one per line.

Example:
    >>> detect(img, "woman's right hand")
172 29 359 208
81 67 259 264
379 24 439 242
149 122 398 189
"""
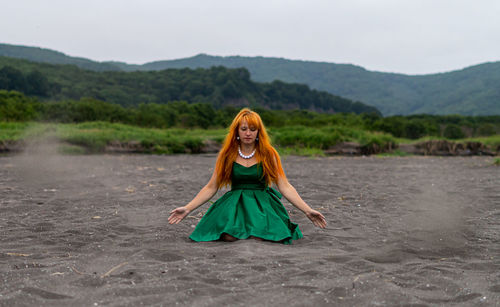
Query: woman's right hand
305 209 327 229
168 206 191 224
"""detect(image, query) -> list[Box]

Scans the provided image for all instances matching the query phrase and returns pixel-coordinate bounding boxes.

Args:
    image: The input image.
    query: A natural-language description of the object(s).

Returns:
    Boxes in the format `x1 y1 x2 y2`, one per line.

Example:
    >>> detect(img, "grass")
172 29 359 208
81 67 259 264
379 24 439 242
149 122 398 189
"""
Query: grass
57 122 227 154
1 121 498 156
60 123 222 153
0 122 33 141
270 125 397 149
397 135 500 148
57 144 87 155
494 157 500 166
277 146 325 157
466 135 500 148
0 121 227 154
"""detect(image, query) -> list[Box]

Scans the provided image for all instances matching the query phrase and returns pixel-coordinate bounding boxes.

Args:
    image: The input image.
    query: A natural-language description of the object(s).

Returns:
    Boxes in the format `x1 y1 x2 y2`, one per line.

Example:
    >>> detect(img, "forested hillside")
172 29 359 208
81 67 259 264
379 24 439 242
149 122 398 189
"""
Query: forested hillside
134 55 500 116
0 43 120 71
0 56 380 114
2 43 500 116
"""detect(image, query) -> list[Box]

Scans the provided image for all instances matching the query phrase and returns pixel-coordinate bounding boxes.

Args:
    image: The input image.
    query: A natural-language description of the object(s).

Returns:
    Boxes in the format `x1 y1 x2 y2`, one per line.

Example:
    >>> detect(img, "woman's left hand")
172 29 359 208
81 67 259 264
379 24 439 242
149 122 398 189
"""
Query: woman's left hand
306 209 327 228
168 206 190 224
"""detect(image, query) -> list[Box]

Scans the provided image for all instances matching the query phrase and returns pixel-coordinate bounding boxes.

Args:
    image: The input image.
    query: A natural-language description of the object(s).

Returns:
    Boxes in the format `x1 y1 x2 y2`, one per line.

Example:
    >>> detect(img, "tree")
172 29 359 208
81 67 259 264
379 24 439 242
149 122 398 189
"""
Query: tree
26 70 50 96
404 120 427 139
0 66 26 92
443 124 465 139
0 90 38 121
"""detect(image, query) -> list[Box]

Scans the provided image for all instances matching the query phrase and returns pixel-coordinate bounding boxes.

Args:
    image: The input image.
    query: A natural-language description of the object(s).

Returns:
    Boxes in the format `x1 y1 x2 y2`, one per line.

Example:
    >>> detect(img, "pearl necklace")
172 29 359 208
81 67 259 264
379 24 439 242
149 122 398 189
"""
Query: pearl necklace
238 146 256 159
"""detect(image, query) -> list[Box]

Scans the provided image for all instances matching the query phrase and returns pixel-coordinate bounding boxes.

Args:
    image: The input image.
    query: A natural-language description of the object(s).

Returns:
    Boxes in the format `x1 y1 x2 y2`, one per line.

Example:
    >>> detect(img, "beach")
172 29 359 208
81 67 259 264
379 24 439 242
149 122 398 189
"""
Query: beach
0 151 499 306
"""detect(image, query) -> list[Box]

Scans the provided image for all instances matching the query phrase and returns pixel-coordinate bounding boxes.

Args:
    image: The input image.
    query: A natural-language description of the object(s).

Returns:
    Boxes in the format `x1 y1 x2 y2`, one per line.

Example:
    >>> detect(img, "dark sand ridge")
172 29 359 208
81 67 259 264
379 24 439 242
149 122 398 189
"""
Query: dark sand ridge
0 139 499 306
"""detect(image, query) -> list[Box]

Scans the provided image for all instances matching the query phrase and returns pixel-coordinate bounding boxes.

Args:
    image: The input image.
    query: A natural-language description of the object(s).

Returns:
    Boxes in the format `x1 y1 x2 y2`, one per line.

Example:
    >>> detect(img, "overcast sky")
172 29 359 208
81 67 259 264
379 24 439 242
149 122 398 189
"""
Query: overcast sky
2 0 499 75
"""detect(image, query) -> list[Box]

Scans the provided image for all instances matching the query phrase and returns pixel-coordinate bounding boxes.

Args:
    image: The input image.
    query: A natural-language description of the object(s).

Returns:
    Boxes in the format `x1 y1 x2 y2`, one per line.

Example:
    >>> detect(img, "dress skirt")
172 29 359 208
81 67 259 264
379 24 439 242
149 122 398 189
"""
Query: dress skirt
189 163 303 244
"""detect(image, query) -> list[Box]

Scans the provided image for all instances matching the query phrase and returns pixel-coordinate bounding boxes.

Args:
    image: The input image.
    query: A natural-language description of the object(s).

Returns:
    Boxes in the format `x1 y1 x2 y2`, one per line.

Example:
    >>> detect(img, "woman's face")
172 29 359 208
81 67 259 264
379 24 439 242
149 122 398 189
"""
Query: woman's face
238 120 258 145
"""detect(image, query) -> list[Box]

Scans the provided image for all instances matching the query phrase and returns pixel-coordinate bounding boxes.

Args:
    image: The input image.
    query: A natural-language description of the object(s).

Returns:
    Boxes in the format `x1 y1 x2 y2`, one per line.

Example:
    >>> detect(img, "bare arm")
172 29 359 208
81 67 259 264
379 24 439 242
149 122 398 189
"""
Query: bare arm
185 169 218 212
276 176 327 228
168 168 218 224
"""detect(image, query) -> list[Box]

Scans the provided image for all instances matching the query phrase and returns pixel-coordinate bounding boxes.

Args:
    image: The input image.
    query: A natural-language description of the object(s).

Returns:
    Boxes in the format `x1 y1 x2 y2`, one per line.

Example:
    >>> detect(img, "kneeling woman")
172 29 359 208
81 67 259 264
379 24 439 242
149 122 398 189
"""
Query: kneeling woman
168 108 326 244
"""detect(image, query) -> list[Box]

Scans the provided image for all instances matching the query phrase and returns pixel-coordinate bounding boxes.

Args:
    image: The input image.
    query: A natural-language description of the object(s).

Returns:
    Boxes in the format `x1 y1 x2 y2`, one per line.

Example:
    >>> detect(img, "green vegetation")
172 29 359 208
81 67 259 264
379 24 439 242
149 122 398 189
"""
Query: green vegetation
1 90 499 156
494 158 500 166
0 43 121 71
0 122 226 154
0 121 398 155
3 43 499 116
365 114 500 140
466 135 500 148
56 122 219 154
0 56 380 114
2 90 498 139
1 119 499 156
277 147 325 157
134 55 500 116
1 44 498 155
0 122 31 141
443 124 466 139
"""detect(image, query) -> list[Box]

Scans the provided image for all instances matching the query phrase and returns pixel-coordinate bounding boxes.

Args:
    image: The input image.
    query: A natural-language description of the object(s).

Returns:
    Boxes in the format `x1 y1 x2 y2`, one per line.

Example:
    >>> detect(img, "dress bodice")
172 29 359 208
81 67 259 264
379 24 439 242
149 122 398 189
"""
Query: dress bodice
231 162 266 190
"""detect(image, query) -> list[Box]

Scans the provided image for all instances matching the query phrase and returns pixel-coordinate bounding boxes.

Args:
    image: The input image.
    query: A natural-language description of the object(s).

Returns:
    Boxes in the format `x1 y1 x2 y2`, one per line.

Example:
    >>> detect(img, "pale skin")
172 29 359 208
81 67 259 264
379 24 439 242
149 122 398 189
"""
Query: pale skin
168 120 327 241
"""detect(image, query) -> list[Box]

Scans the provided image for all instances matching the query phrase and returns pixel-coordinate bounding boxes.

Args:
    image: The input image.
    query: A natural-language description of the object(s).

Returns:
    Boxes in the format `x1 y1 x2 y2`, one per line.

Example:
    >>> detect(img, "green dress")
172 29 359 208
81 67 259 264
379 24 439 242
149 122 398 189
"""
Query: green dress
189 162 303 244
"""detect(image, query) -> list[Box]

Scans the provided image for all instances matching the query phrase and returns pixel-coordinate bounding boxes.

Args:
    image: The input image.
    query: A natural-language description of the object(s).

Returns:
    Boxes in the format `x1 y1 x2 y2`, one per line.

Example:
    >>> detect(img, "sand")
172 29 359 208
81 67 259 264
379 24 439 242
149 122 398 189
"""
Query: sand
0 148 499 306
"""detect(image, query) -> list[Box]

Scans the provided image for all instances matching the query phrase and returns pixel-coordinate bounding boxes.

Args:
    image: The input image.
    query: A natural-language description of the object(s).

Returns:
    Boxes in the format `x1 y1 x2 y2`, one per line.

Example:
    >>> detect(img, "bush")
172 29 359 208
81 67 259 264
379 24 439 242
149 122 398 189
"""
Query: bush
443 124 465 139
271 126 342 149
183 137 204 153
404 120 427 139
0 90 39 121
477 123 497 136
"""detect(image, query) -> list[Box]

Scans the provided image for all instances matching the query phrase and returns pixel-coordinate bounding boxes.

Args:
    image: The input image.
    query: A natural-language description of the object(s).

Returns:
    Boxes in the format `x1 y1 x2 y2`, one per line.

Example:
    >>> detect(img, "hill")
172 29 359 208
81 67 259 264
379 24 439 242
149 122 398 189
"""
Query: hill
2 43 500 115
134 55 500 116
0 43 120 71
0 56 380 114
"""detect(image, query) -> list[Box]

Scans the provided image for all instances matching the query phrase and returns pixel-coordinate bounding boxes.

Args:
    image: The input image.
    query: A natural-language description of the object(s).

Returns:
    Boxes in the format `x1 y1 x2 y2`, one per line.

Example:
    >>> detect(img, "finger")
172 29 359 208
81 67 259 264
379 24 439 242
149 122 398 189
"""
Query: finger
315 218 326 228
316 214 326 222
320 221 326 228
314 212 326 219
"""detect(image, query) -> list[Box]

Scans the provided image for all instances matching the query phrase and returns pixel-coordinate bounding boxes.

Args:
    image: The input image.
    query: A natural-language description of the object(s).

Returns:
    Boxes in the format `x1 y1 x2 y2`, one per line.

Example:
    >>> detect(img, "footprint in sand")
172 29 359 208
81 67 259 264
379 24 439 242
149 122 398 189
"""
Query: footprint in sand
323 255 351 263
251 265 267 272
70 276 106 288
22 287 72 300
201 277 224 285
419 293 483 304
145 249 184 262
30 222 55 232
111 270 144 284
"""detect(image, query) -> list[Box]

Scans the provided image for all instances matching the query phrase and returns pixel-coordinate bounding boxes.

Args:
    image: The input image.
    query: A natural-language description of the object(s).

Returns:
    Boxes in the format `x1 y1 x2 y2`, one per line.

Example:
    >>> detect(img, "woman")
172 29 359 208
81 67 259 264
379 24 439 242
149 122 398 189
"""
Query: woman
168 108 326 244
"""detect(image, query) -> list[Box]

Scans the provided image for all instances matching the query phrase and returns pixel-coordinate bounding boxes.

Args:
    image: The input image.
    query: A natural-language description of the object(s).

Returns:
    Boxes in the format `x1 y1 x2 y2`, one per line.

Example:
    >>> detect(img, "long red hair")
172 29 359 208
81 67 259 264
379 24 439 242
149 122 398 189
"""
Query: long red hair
215 108 285 188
